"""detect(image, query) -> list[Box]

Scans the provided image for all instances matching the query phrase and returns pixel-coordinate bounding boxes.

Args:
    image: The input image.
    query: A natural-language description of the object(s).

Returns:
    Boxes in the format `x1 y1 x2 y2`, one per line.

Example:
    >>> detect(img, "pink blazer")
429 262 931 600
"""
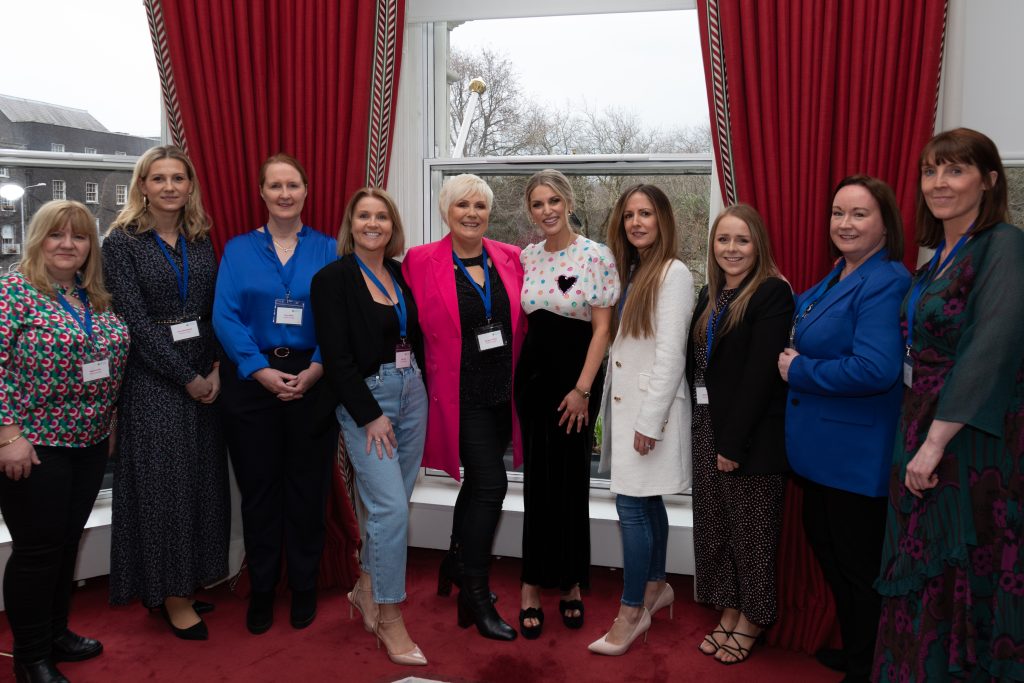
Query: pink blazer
402 234 526 481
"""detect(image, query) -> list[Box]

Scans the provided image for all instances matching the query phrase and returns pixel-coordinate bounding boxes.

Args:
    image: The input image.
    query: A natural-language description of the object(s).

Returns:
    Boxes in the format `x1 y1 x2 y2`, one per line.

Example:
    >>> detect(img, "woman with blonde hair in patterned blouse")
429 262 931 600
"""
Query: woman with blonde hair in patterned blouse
0 200 130 683
516 169 619 638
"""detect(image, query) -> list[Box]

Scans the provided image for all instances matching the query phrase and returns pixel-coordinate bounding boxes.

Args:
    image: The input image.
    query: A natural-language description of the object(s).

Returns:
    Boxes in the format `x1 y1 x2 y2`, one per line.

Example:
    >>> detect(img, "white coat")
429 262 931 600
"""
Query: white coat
599 259 694 497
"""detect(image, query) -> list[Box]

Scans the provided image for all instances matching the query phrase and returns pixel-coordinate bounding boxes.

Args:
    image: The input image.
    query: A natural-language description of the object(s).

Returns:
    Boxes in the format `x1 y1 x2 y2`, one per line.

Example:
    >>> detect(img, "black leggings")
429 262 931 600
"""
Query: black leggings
453 402 511 578
0 442 107 661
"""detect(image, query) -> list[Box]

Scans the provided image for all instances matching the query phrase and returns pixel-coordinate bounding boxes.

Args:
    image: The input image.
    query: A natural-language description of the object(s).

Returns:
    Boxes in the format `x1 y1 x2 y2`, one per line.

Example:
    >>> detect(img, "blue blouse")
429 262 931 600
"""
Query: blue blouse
213 225 337 379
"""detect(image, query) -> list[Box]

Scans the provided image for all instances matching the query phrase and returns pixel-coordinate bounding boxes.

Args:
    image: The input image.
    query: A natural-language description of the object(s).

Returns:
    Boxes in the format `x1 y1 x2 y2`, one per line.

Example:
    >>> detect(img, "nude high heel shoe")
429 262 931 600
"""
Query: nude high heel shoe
647 582 675 619
374 614 428 666
587 608 651 656
346 580 377 633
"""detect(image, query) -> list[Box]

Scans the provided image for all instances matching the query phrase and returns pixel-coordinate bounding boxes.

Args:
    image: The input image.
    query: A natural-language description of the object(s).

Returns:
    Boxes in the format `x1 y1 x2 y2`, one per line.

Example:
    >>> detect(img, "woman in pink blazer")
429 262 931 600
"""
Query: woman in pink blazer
402 174 526 641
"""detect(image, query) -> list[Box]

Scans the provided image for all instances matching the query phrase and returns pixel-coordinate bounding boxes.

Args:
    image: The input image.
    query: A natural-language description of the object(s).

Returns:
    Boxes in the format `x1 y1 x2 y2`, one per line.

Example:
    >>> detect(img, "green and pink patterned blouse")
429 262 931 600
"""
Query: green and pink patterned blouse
0 271 130 448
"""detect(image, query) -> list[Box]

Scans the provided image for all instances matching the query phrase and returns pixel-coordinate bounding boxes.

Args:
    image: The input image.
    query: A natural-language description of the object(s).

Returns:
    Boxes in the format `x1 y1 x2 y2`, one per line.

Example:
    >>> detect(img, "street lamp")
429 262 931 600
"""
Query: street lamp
0 182 47 250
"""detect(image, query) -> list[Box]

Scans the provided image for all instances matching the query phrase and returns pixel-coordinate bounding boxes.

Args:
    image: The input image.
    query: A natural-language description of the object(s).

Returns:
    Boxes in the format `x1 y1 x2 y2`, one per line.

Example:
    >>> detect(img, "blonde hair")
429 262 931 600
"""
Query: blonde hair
438 174 494 226
524 169 575 214
693 204 782 343
337 187 406 258
606 184 679 339
20 200 112 311
109 145 211 240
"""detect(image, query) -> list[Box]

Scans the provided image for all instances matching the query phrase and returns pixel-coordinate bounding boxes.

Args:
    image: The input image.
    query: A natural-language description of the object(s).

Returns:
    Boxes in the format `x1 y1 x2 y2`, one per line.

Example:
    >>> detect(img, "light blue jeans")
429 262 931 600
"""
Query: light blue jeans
616 494 669 607
336 361 427 604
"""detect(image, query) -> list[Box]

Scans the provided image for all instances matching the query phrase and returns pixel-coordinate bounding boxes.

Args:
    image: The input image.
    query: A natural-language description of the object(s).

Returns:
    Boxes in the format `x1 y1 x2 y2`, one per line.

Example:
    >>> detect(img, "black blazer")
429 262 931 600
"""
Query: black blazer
311 254 425 432
685 276 794 475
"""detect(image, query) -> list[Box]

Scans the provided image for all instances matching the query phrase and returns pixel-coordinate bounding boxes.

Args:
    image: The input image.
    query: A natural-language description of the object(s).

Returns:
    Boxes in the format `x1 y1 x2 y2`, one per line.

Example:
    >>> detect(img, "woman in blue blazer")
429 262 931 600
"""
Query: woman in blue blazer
778 175 910 683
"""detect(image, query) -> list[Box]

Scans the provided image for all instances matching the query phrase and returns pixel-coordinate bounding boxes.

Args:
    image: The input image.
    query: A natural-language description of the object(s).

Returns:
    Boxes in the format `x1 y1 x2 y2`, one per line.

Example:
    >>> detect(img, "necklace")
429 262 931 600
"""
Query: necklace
272 239 296 252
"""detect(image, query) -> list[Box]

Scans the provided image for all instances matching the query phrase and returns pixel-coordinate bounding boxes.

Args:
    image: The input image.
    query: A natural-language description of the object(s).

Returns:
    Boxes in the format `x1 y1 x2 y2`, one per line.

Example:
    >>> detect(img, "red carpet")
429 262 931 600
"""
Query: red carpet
0 549 842 682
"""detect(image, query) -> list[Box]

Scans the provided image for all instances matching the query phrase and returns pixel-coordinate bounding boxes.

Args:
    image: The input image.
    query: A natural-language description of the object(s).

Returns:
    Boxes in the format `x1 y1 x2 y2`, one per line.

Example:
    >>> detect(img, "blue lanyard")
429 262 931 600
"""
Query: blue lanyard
453 249 493 321
905 231 971 352
56 282 93 340
152 231 189 308
617 264 635 317
790 261 844 346
354 254 408 339
705 299 730 363
262 225 303 298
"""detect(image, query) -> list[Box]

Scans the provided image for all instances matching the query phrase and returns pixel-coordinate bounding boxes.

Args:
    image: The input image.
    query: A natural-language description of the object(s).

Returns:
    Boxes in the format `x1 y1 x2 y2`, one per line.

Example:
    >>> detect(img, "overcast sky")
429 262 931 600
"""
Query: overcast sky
0 4 707 139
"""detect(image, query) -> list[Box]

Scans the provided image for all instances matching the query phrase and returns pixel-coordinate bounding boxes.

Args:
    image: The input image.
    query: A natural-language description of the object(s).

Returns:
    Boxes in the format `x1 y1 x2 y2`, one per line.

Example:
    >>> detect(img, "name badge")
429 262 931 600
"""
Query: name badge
475 322 506 352
274 298 304 326
695 383 709 405
903 358 913 388
82 358 110 383
170 320 200 342
395 342 412 369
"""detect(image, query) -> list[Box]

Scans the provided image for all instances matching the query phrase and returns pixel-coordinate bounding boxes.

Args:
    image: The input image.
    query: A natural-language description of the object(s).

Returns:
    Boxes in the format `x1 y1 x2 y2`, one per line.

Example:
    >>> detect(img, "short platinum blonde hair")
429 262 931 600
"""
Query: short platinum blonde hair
438 174 493 226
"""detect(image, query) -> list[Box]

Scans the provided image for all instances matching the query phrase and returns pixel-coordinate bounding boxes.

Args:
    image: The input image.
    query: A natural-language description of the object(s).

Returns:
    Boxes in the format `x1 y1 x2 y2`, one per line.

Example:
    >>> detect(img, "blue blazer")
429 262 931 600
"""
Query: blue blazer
785 249 910 497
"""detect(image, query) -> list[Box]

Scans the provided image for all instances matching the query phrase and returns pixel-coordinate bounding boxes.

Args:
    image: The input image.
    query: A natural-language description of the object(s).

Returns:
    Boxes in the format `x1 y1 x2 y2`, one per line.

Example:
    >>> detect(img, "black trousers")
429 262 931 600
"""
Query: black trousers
801 478 887 681
220 355 335 594
0 441 107 661
453 402 511 578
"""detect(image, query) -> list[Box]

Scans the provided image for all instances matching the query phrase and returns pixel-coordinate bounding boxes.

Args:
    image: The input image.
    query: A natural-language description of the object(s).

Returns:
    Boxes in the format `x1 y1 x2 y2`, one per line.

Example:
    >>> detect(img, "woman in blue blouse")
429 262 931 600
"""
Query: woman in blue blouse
778 175 910 682
213 153 338 635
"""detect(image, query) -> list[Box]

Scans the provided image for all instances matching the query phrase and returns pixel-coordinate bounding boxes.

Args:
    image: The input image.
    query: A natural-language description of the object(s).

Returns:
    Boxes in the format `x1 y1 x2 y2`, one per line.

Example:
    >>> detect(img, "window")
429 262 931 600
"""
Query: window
51 143 65 153
85 182 98 204
52 180 66 200
0 168 8 178
115 151 127 156
84 147 98 155
115 185 127 205
0 197 13 212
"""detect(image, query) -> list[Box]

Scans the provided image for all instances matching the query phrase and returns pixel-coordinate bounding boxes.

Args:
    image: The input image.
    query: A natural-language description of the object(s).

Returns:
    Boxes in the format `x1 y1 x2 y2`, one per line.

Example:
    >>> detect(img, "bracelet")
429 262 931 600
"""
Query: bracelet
573 386 592 399
0 433 23 449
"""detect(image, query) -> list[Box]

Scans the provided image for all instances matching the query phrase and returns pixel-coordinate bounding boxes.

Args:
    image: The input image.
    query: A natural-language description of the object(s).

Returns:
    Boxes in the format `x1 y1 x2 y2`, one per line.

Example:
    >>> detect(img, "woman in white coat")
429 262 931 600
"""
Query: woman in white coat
589 184 694 656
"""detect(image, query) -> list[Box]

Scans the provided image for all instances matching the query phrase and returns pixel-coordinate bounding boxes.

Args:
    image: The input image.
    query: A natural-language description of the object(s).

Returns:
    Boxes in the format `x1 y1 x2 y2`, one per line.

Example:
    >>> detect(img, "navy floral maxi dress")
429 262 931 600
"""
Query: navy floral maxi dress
873 224 1024 682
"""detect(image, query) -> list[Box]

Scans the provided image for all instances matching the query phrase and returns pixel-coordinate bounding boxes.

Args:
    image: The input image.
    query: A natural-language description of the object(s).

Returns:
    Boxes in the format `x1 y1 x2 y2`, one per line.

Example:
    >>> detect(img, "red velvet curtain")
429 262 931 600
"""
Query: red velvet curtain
697 0 946 653
145 0 404 253
145 0 406 591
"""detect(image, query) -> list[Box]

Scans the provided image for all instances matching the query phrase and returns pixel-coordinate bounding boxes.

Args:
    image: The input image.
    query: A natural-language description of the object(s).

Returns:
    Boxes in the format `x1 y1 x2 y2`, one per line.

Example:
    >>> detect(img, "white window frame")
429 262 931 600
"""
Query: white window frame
84 147 98 155
51 143 65 153
115 151 127 156
85 182 99 204
115 184 128 205
0 167 8 178
52 180 66 200
0 197 13 212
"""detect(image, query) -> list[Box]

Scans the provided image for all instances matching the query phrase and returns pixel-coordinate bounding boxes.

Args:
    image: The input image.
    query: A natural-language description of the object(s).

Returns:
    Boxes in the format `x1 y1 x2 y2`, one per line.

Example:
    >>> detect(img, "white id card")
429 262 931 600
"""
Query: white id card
395 343 412 369
695 384 709 405
475 323 506 352
170 320 200 342
274 298 304 326
903 359 913 388
82 358 110 383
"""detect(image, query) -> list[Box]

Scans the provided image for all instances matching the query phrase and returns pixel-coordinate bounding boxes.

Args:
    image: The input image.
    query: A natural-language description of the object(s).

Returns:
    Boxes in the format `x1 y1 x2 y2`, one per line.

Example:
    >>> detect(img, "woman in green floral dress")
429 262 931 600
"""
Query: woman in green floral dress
873 128 1023 682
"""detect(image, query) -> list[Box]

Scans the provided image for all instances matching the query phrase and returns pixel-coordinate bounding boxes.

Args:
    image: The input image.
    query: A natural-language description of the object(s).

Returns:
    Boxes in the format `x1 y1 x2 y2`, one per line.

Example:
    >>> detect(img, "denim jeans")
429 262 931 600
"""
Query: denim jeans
336 362 427 603
616 494 669 607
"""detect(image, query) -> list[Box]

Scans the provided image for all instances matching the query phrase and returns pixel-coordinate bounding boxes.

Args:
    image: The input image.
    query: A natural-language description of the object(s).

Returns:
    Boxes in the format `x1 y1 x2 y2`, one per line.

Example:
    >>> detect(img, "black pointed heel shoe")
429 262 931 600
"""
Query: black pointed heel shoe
160 603 209 641
457 576 516 641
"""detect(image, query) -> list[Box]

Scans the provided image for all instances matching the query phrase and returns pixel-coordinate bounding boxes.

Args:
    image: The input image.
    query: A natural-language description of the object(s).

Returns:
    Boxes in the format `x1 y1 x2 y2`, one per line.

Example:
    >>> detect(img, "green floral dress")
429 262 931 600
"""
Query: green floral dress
873 224 1024 682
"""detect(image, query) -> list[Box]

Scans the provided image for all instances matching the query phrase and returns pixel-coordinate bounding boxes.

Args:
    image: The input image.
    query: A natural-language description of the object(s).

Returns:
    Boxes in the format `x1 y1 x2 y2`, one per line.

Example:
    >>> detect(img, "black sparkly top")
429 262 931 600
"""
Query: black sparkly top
455 253 513 406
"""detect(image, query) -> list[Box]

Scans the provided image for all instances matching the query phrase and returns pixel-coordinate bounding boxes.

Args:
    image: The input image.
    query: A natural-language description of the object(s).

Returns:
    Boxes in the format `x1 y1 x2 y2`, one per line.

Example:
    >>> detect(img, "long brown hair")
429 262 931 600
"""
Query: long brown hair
916 128 1008 248
108 145 211 240
606 184 679 339
20 200 112 311
337 187 406 258
692 204 782 342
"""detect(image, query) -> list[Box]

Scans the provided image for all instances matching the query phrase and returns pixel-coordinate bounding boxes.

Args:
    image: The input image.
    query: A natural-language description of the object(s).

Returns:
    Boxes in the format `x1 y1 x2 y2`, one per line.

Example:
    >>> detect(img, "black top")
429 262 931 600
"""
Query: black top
455 253 513 406
685 276 794 475
372 301 402 358
310 254 424 430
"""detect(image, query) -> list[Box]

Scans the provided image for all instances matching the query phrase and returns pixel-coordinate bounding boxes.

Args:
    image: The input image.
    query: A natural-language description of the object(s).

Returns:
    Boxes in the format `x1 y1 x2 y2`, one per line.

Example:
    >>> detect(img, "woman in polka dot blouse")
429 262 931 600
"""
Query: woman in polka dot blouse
515 170 619 639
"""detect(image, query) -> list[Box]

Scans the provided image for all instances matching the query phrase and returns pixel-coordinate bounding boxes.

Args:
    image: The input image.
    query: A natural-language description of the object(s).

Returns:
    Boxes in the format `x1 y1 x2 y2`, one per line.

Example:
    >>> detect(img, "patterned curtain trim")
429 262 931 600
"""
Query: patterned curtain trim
932 2 949 132
144 0 187 151
703 0 737 206
366 0 402 188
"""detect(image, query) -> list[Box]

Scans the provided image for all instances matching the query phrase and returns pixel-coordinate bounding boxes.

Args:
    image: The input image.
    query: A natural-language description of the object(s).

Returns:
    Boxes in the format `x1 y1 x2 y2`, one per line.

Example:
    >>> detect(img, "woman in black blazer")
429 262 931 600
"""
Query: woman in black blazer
686 204 793 665
310 188 427 667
